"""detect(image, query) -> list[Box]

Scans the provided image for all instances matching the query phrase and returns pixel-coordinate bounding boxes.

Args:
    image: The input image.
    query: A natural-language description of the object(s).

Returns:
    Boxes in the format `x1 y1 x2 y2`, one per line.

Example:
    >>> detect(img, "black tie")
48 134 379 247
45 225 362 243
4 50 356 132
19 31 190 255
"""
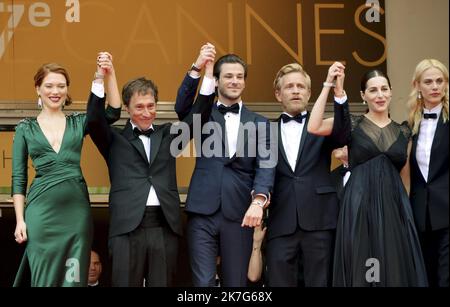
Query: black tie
133 127 154 138
339 165 349 177
423 113 437 119
217 103 240 114
281 113 307 124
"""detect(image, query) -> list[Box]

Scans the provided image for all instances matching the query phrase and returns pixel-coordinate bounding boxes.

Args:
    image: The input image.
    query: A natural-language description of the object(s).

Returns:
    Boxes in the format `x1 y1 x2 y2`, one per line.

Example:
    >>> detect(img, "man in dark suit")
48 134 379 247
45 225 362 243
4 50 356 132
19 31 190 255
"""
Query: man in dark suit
86 51 214 287
410 75 449 287
175 47 276 286
266 63 348 287
88 250 103 287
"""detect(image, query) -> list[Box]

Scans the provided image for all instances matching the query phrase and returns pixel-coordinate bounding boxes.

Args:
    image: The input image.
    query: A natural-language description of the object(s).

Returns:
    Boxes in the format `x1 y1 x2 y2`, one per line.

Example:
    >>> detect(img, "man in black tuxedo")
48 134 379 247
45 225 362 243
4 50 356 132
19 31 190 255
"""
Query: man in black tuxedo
175 46 276 286
87 51 214 287
266 63 348 287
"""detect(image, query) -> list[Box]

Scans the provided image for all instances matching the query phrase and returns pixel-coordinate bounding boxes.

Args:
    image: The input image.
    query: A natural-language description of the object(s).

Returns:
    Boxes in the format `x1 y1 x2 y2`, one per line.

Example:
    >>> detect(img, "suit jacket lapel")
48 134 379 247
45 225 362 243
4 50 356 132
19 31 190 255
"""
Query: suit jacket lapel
411 127 419 166
235 105 252 159
276 117 290 170
294 114 309 173
428 115 446 181
410 123 428 183
123 120 149 164
211 105 227 155
149 125 163 167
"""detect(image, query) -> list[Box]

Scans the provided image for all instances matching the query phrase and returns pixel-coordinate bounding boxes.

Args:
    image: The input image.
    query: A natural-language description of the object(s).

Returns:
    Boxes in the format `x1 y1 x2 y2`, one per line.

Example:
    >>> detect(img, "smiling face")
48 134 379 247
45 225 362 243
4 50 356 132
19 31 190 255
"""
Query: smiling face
361 76 392 115
126 92 156 131
275 71 311 116
216 63 246 105
416 67 448 109
36 72 68 111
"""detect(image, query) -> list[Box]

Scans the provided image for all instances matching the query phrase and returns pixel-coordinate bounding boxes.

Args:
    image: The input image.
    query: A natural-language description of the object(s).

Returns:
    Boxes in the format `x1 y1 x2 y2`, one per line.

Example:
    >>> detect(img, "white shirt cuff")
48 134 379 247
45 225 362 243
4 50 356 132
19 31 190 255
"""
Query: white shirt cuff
334 95 347 104
199 76 215 96
188 72 201 79
255 193 268 204
91 82 105 98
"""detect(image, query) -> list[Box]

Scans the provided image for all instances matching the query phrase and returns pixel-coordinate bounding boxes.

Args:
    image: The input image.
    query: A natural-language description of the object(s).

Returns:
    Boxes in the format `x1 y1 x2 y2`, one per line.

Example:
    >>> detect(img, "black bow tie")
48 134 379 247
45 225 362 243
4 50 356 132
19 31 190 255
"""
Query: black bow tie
423 113 437 119
281 113 307 124
217 103 240 114
133 127 154 138
339 165 349 177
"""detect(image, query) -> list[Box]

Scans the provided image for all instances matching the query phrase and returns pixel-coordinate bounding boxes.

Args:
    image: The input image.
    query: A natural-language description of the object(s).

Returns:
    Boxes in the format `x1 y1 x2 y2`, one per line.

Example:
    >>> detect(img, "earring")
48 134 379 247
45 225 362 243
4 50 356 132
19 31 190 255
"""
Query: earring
37 96 42 108
362 100 366 105
417 91 422 100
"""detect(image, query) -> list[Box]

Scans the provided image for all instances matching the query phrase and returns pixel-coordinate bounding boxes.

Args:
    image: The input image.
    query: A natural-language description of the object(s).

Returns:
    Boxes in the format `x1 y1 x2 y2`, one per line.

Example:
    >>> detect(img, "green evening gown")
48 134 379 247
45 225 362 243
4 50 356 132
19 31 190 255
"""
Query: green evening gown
11 105 120 287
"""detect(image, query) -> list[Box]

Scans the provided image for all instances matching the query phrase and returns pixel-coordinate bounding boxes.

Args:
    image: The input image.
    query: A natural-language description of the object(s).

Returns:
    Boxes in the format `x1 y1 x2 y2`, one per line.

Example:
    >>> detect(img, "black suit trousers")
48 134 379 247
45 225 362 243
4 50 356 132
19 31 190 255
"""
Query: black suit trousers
187 210 253 287
266 228 335 287
109 207 178 287
420 211 449 287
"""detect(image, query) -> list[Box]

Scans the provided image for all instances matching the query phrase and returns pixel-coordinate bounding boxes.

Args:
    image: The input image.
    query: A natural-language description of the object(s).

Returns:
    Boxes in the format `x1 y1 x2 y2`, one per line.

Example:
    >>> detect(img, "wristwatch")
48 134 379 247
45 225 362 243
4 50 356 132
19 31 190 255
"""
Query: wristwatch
190 63 201 72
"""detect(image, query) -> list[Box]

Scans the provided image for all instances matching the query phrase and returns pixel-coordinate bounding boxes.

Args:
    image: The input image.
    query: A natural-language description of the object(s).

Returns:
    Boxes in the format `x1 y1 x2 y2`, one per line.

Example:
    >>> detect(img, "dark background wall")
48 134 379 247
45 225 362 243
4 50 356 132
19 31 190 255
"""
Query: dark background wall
0 207 192 287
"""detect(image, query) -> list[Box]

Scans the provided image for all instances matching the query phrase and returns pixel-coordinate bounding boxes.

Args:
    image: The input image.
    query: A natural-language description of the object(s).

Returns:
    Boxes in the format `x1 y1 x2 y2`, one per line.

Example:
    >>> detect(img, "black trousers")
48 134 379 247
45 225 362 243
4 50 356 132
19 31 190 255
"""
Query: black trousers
109 207 178 287
187 210 253 287
266 227 335 287
420 211 449 287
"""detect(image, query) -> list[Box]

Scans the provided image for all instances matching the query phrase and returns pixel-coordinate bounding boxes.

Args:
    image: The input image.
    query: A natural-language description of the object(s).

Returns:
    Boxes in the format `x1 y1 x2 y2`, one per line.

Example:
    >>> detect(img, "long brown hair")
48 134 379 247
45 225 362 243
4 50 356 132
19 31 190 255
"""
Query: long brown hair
34 63 73 106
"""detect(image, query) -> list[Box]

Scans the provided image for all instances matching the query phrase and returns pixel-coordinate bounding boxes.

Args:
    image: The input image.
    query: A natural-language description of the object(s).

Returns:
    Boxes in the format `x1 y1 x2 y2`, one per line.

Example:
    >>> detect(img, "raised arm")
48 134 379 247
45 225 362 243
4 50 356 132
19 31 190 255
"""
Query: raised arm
308 62 346 136
175 43 216 120
180 49 216 132
87 52 119 159
96 52 122 124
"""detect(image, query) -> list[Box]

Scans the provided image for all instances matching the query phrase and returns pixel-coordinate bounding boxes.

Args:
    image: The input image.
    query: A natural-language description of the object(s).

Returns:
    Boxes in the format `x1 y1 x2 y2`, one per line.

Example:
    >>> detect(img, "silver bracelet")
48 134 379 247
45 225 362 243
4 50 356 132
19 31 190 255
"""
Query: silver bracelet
323 82 335 88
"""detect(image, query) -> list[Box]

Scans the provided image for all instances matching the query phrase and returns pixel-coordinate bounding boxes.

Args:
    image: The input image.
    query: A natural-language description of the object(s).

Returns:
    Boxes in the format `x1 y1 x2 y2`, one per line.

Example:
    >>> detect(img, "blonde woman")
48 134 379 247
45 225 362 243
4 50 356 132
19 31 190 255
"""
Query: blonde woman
408 59 449 287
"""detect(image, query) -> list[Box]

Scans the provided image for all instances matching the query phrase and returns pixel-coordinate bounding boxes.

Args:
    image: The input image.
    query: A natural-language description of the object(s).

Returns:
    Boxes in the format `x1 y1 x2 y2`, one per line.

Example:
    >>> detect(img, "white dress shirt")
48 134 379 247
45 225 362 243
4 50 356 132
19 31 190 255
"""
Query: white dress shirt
279 95 348 172
280 112 306 172
130 121 160 207
198 76 267 204
91 81 161 206
199 76 241 157
416 103 442 182
217 101 242 158
91 81 105 98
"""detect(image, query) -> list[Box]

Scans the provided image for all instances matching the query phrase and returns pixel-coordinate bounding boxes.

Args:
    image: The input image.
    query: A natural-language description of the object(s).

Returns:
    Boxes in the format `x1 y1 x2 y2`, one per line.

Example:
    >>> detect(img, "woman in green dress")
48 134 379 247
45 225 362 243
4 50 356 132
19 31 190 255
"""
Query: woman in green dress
12 53 121 286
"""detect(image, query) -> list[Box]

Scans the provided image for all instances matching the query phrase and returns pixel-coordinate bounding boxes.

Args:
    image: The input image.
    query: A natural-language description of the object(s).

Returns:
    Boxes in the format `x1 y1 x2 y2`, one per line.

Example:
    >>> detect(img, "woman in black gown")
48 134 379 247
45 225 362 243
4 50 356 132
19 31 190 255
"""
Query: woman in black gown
308 62 427 286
